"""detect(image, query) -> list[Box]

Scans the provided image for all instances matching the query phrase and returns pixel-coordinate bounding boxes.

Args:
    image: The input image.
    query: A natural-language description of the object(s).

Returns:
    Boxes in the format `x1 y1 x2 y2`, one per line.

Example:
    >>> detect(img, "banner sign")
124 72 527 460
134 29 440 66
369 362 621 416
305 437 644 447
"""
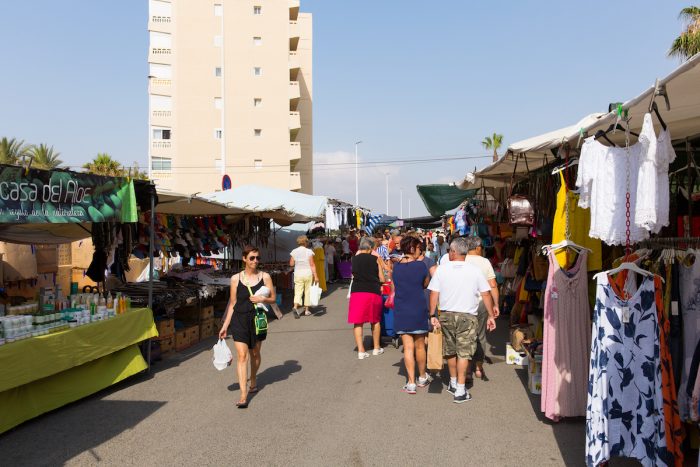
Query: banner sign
0 165 137 224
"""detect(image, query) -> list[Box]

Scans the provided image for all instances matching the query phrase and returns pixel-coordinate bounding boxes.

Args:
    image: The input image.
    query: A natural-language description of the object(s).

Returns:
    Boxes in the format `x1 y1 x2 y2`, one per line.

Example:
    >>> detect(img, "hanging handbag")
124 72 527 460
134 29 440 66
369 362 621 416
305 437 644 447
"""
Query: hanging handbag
507 153 536 226
531 250 549 281
500 258 516 278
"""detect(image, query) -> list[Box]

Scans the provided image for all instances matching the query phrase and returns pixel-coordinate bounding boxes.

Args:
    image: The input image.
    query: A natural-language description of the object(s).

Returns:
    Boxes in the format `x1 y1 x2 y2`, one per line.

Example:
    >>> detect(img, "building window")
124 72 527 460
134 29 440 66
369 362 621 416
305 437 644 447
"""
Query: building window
214 97 222 109
254 67 262 76
253 5 262 15
254 159 263 169
151 157 172 172
153 128 171 140
215 67 222 77
254 129 262 137
215 129 223 139
254 98 262 107
214 35 223 47
253 36 262 46
214 4 222 16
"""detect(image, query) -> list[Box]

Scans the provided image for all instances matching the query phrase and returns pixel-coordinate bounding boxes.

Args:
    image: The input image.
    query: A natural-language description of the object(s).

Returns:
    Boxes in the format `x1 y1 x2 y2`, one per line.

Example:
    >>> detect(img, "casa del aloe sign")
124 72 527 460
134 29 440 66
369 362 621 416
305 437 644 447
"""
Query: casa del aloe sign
0 165 137 223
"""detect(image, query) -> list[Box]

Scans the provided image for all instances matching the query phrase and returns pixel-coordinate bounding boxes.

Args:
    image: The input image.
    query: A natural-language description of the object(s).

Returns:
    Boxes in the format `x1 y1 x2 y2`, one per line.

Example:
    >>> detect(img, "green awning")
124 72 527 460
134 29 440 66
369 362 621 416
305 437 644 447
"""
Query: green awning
416 184 478 217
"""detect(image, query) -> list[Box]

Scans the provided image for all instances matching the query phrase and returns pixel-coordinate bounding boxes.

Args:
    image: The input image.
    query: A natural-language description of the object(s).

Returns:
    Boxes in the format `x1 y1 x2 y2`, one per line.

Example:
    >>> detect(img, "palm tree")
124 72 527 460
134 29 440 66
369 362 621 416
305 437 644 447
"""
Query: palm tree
30 144 63 169
482 133 504 162
669 6 700 60
0 137 31 165
83 153 125 176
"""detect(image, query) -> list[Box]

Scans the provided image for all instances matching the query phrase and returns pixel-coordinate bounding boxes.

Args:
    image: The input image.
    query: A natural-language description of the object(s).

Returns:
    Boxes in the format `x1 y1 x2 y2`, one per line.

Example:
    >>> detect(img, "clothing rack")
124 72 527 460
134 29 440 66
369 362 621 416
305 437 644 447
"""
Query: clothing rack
638 237 700 249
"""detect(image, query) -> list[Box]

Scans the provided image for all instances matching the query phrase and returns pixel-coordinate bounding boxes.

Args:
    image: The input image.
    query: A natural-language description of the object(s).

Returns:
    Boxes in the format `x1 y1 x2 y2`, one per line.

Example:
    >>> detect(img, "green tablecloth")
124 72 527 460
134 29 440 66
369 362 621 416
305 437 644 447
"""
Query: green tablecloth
0 307 157 433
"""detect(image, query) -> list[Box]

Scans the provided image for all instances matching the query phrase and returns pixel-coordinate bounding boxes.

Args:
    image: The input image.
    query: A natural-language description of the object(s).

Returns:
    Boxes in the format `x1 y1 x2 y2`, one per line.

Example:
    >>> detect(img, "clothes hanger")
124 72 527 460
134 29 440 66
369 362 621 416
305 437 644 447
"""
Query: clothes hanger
551 159 579 175
650 101 667 131
542 239 592 255
593 262 663 283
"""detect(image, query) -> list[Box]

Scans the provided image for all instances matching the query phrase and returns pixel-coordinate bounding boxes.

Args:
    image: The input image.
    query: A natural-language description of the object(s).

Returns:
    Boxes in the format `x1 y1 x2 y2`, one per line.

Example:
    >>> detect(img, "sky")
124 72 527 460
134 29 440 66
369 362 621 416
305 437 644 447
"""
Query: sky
0 0 692 217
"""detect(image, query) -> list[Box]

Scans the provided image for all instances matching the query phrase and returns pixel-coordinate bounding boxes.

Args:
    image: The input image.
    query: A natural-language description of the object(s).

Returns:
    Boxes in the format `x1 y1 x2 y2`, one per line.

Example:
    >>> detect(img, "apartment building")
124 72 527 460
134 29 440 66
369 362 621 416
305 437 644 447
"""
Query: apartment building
147 0 313 194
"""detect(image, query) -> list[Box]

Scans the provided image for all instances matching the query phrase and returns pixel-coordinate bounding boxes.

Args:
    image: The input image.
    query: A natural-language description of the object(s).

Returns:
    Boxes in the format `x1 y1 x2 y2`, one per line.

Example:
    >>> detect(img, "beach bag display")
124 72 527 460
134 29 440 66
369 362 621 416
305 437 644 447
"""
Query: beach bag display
500 258 516 278
508 195 535 226
212 339 233 371
427 328 444 370
309 282 322 307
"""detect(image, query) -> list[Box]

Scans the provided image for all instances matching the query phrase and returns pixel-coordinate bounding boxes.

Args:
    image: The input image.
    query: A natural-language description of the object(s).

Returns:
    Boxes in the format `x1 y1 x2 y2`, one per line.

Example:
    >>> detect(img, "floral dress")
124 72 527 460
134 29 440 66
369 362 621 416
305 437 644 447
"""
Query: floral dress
586 274 668 467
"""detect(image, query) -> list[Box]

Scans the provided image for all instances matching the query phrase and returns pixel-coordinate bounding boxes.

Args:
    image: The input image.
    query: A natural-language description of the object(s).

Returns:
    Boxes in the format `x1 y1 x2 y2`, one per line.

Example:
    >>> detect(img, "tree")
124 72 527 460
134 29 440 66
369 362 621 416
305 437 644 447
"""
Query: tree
83 153 125 176
482 133 504 162
130 161 149 180
669 6 700 60
0 137 31 165
30 144 63 169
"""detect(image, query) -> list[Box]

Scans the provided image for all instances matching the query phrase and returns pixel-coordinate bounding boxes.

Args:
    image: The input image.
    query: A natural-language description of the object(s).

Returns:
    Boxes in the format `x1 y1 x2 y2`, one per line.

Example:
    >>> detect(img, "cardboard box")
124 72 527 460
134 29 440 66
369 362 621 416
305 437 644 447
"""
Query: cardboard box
200 318 215 339
186 325 200 346
156 336 174 355
175 329 189 351
175 305 199 322
506 343 528 366
528 372 542 395
200 305 214 321
156 318 174 337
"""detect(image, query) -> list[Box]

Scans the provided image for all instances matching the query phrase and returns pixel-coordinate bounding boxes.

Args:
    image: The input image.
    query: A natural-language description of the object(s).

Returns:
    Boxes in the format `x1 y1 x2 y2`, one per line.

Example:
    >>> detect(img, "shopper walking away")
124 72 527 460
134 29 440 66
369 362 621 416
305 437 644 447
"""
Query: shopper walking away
325 240 337 283
290 235 319 318
218 245 277 408
341 235 351 261
347 230 359 256
428 237 496 403
463 237 500 381
348 237 386 359
393 236 432 393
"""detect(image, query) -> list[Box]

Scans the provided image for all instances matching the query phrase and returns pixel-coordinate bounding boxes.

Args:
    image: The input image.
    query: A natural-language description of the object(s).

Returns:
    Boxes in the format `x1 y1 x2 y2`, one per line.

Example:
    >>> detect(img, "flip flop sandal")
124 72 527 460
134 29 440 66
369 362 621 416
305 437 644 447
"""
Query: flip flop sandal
304 310 312 316
249 386 259 394
236 401 248 409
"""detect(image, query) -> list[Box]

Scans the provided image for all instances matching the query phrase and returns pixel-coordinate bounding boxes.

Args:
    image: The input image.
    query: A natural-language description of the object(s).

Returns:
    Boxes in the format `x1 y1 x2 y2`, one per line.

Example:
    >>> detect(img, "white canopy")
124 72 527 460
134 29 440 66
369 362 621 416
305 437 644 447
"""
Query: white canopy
458 52 700 190
201 185 328 225
156 191 253 216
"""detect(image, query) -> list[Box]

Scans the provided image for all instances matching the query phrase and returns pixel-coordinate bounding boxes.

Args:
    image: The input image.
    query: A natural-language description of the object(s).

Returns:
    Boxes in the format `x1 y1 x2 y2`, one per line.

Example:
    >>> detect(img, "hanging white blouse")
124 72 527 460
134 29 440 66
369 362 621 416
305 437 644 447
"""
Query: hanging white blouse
635 124 676 234
577 115 655 245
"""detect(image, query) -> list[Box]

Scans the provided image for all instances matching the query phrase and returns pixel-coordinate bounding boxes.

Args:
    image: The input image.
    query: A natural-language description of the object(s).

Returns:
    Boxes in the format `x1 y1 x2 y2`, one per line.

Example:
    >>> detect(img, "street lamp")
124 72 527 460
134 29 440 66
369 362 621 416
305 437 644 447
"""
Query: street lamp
385 173 389 214
354 141 362 206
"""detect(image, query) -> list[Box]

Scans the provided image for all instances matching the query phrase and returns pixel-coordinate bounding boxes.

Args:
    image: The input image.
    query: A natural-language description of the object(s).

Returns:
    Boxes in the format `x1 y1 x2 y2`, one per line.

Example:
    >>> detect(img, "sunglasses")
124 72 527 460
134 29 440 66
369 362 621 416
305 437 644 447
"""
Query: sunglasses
247 256 260 261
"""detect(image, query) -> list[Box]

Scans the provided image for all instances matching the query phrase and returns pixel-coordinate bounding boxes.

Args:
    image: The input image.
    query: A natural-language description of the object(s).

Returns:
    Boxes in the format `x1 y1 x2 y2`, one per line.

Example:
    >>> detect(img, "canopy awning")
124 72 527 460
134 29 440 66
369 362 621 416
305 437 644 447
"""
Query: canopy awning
201 185 328 225
458 52 700 189
155 192 253 216
416 184 479 217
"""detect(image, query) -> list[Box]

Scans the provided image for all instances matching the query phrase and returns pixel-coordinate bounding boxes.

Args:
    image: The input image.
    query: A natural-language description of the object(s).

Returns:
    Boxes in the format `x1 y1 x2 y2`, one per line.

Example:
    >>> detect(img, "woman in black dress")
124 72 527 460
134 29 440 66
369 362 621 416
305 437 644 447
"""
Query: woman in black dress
219 246 276 408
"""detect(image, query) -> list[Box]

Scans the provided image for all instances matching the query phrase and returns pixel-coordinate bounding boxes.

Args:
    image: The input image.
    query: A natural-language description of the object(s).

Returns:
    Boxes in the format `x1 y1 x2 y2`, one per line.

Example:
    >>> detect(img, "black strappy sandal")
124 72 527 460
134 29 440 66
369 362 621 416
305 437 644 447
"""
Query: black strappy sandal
236 400 248 409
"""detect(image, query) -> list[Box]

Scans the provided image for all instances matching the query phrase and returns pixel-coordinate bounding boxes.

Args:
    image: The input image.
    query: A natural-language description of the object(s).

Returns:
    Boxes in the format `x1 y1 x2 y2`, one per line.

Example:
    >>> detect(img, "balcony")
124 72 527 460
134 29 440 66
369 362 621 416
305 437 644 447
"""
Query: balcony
148 15 172 33
289 81 300 100
289 111 301 130
288 51 300 70
289 171 301 191
289 142 301 161
149 48 172 64
289 20 300 39
151 140 172 156
149 78 171 95
151 110 172 125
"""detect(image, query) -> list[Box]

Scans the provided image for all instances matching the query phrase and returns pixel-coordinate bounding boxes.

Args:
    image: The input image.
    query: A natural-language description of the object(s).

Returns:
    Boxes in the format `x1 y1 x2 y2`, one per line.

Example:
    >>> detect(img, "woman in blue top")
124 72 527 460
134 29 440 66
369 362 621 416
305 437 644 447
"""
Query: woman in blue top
392 236 431 394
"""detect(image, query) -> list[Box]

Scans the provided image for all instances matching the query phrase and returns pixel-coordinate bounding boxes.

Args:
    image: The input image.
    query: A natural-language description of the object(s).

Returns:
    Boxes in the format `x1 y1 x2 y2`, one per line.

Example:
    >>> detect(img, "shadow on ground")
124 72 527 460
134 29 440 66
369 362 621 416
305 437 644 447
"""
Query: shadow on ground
0 399 166 465
227 359 302 393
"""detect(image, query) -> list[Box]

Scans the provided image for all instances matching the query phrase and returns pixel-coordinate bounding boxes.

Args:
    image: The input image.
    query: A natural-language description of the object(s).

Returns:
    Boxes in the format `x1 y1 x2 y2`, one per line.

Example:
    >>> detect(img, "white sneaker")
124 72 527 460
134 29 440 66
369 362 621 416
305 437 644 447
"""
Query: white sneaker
417 374 434 387
372 348 385 356
358 351 370 360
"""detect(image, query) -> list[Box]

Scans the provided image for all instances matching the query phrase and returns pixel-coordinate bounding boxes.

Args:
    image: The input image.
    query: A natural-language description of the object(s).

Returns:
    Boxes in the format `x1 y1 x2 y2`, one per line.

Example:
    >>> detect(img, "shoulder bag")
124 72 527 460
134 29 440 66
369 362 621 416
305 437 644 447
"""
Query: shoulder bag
243 274 268 335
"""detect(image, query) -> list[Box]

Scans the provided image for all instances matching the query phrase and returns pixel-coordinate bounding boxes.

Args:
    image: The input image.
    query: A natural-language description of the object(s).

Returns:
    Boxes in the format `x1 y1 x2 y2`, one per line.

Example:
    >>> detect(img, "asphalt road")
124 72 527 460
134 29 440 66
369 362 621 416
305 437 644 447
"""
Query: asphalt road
1 282 605 466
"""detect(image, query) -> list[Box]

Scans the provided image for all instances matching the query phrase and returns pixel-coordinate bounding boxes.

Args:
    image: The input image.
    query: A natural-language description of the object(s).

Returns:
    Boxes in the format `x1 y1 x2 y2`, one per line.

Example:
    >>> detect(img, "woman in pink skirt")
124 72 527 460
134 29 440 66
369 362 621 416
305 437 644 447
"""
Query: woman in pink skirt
348 237 386 359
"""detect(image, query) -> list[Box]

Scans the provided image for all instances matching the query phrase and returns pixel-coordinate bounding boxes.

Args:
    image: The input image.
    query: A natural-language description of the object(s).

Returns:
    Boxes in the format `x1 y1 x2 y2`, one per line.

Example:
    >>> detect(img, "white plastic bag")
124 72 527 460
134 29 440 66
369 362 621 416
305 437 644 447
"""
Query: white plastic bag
309 282 322 307
212 339 233 371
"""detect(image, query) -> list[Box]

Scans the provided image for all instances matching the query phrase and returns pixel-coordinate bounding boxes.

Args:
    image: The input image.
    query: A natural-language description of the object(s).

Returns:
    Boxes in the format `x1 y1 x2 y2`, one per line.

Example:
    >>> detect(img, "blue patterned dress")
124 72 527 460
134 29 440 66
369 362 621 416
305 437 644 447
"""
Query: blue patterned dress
586 274 668 467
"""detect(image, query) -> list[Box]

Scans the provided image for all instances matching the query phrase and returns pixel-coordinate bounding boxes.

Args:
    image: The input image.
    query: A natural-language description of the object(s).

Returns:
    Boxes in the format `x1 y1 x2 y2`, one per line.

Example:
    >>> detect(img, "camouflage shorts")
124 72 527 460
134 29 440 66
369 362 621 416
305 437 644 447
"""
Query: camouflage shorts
439 312 478 360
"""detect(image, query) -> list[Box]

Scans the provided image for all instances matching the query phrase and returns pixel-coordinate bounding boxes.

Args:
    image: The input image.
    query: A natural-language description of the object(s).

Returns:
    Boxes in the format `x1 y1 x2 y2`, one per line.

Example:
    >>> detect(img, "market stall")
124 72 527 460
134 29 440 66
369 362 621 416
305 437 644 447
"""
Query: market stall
450 53 700 466
0 165 158 434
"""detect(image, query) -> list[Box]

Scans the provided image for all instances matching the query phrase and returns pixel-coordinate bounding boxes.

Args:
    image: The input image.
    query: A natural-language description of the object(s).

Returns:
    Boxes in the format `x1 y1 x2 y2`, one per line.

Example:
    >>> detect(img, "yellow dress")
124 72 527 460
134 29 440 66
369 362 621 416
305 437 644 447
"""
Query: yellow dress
552 171 602 271
313 246 327 291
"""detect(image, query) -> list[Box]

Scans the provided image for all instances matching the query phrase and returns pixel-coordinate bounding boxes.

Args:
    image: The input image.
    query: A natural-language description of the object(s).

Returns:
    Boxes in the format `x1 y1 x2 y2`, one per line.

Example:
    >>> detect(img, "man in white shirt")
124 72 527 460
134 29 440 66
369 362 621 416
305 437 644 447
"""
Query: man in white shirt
433 234 448 264
428 237 496 403
341 237 351 261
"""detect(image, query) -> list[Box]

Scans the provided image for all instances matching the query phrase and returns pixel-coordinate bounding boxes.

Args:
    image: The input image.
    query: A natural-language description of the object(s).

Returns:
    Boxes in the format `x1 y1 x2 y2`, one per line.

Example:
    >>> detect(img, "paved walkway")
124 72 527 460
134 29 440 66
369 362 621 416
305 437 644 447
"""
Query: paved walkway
1 283 592 466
